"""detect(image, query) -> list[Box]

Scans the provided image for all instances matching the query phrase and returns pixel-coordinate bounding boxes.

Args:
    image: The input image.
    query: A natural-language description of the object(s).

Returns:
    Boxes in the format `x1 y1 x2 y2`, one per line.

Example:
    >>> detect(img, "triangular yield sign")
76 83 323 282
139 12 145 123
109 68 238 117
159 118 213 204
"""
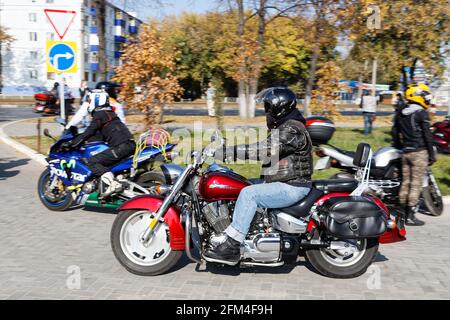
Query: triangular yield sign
44 9 77 40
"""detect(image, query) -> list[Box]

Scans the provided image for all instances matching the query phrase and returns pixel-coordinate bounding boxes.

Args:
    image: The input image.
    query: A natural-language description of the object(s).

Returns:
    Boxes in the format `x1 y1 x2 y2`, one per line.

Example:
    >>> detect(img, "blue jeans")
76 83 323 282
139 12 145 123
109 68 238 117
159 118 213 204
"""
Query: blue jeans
225 182 311 243
363 112 375 135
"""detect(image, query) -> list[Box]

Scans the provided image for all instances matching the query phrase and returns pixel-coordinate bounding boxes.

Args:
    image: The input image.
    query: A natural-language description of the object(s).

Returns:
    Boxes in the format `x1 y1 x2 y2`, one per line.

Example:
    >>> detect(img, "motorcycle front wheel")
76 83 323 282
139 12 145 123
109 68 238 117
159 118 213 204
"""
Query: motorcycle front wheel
37 169 74 211
422 174 443 216
305 233 379 279
110 210 183 276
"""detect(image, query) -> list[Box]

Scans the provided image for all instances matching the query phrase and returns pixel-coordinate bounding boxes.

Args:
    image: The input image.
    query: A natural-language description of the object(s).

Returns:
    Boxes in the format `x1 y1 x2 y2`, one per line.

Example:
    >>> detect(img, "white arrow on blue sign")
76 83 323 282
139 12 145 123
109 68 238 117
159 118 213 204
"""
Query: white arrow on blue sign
48 43 75 72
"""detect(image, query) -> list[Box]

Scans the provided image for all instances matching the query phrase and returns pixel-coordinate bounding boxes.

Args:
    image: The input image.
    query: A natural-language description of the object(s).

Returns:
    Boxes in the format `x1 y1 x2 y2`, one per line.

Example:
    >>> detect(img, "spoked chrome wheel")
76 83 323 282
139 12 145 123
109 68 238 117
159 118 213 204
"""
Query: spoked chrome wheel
319 239 366 268
37 169 73 211
119 210 171 267
305 234 379 279
111 210 182 276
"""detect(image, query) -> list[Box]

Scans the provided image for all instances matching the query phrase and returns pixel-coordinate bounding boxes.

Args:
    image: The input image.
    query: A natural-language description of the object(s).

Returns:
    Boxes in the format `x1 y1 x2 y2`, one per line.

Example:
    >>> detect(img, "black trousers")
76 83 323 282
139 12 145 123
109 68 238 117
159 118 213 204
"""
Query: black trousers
87 140 136 177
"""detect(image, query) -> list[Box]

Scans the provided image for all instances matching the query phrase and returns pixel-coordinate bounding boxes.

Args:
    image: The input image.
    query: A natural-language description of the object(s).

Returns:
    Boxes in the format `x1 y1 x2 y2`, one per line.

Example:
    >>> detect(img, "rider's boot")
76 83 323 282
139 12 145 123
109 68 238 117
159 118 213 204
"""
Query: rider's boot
203 233 240 265
405 205 425 226
100 172 122 198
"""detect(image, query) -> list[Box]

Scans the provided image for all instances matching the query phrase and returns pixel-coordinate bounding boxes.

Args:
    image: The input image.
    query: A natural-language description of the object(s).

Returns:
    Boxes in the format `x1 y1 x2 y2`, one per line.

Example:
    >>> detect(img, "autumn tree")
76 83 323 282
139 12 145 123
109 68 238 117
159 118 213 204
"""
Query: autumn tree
113 24 182 128
348 0 450 90
286 0 354 117
92 0 163 81
0 26 14 94
310 60 345 119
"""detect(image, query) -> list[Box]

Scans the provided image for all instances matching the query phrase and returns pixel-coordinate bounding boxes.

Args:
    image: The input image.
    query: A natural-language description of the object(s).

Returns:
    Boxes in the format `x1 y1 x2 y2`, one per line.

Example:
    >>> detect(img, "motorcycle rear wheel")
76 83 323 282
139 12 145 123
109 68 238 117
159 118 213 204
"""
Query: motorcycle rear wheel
305 233 379 279
135 171 166 194
37 169 74 211
111 209 183 276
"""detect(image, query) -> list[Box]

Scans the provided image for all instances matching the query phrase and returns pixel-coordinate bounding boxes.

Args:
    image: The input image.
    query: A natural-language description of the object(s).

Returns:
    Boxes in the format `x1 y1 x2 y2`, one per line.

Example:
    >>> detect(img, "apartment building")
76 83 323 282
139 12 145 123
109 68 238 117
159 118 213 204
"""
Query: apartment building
0 0 141 96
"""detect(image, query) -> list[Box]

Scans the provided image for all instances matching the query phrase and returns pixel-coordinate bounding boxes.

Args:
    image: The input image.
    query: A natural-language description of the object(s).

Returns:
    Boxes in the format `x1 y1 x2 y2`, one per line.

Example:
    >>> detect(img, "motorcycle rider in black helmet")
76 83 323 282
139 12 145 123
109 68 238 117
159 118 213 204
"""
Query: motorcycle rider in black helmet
204 87 313 264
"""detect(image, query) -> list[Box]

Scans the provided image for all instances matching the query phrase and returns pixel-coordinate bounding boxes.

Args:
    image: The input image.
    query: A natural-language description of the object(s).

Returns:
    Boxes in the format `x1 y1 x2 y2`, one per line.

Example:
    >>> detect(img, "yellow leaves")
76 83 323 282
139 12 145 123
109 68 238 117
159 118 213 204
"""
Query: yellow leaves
113 24 182 128
0 26 14 44
310 61 343 120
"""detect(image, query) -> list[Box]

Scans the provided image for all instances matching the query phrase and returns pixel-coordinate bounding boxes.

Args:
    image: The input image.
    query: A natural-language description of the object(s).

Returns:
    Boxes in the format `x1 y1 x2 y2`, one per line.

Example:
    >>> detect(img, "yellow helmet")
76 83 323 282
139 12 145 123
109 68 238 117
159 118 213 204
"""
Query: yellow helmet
405 83 433 108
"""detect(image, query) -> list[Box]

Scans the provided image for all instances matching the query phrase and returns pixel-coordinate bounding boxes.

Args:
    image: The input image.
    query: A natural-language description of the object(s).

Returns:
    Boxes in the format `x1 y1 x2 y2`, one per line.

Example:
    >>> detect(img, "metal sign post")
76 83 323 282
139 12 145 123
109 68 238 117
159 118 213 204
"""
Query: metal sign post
58 73 65 125
44 9 77 129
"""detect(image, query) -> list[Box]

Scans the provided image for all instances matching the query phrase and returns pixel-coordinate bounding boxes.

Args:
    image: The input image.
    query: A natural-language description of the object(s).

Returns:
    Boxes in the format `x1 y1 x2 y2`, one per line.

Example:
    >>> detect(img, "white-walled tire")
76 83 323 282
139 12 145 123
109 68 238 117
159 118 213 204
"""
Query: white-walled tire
111 210 183 276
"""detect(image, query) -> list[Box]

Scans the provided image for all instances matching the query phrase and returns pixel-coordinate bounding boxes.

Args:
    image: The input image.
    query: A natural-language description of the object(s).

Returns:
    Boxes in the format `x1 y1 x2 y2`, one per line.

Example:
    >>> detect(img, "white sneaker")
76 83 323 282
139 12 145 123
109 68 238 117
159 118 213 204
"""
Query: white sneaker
101 172 122 197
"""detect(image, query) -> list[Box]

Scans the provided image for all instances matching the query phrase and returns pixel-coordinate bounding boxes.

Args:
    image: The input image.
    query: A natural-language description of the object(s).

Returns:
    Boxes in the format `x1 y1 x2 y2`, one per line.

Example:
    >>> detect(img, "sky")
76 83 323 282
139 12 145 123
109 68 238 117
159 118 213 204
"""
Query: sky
112 0 218 21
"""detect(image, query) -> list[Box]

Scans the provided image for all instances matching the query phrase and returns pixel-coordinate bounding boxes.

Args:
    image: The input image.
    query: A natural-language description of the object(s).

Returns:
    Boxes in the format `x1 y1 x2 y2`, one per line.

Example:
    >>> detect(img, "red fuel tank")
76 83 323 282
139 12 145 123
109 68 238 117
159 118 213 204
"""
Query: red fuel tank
199 171 251 201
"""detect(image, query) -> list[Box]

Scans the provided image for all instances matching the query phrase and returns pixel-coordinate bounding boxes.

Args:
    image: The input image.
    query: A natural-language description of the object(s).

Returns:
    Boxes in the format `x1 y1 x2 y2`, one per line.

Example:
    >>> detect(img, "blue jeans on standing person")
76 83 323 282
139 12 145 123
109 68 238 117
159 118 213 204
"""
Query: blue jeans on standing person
363 112 375 135
224 182 311 243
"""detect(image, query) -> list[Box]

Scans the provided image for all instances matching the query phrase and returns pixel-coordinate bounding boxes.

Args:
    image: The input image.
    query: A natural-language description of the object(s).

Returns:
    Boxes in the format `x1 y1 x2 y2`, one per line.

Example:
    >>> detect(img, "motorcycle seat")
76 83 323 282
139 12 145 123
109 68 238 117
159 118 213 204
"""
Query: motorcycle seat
312 179 358 193
280 188 324 218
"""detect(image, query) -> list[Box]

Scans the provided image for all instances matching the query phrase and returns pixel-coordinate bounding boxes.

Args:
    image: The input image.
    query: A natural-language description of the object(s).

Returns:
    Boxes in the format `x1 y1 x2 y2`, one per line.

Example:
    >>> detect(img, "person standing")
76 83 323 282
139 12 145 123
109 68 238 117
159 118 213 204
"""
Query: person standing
391 83 436 227
360 91 378 135
79 80 91 103
206 82 216 117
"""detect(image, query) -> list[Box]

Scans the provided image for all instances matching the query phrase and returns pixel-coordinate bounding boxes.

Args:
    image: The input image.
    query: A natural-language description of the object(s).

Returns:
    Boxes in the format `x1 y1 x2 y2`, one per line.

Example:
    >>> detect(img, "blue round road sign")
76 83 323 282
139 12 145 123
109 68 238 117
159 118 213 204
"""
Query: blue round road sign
49 43 75 71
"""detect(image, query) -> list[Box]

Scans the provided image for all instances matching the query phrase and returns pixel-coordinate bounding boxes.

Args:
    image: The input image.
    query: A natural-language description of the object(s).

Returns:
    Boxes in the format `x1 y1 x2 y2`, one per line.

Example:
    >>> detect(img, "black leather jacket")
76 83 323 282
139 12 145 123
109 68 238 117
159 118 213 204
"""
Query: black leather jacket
391 103 435 159
71 109 134 148
220 118 313 185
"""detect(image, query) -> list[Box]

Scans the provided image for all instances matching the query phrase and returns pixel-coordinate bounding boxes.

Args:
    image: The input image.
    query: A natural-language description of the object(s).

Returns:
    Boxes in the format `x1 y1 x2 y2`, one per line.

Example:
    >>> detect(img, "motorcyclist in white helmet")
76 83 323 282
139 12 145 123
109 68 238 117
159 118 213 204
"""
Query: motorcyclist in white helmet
65 82 125 130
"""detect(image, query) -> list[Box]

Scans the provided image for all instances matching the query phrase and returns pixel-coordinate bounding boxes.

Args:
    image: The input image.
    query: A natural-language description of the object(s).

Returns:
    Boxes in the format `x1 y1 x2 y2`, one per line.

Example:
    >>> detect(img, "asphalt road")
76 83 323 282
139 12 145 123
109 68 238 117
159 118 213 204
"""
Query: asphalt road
0 137 450 300
2 105 448 121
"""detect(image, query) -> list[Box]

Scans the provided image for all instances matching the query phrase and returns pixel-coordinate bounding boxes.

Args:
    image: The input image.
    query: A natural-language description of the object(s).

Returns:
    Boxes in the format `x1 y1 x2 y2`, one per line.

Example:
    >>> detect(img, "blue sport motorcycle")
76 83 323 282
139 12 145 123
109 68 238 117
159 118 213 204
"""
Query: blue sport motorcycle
37 122 176 211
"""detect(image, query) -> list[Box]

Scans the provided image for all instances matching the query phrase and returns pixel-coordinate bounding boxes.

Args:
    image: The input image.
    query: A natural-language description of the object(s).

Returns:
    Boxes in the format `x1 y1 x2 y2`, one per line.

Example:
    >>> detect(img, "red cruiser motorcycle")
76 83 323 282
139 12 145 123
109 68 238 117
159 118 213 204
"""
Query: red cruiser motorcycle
110 133 405 278
432 116 450 154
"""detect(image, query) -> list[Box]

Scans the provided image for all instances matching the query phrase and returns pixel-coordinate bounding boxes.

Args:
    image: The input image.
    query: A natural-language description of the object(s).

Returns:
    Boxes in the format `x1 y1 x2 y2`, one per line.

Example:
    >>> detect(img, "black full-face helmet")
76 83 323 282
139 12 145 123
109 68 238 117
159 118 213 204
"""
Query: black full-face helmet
95 81 120 100
255 87 297 119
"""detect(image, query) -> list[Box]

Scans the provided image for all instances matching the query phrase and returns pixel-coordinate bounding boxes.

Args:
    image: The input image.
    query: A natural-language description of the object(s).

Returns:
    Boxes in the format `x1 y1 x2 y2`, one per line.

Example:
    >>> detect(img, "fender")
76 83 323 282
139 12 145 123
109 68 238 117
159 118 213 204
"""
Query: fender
119 195 185 250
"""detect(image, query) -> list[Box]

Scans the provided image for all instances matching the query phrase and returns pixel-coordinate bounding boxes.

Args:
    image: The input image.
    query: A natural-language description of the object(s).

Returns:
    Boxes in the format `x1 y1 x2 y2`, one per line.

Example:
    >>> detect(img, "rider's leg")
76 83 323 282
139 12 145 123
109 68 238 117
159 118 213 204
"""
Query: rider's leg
226 182 311 242
87 141 135 196
204 182 310 263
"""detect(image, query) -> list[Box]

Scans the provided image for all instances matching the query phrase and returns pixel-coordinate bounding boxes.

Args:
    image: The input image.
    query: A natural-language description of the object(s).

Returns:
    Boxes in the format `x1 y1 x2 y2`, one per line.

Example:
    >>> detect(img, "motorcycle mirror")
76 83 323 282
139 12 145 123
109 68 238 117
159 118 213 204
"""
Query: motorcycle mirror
43 129 56 141
211 131 219 143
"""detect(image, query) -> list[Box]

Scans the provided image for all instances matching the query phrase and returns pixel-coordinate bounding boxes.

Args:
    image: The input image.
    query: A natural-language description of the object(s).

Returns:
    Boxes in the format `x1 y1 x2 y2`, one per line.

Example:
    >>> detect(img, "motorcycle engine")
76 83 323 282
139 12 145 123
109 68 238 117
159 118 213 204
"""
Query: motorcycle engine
202 201 231 233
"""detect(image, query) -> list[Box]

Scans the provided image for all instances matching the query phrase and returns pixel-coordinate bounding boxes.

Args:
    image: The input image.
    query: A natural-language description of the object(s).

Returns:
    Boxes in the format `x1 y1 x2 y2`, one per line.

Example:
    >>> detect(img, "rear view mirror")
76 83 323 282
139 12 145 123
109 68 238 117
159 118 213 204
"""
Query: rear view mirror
43 129 56 141
353 143 371 167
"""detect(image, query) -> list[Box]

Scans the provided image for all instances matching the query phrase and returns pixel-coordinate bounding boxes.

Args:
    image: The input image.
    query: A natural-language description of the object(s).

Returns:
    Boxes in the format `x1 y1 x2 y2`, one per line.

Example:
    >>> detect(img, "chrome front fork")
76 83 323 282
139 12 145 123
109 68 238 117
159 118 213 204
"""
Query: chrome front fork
140 164 194 244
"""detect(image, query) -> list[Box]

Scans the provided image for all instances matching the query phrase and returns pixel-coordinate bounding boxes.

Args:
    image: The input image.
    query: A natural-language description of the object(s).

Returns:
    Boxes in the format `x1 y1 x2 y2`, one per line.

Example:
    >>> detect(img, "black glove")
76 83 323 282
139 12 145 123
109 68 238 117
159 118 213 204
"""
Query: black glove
60 141 73 152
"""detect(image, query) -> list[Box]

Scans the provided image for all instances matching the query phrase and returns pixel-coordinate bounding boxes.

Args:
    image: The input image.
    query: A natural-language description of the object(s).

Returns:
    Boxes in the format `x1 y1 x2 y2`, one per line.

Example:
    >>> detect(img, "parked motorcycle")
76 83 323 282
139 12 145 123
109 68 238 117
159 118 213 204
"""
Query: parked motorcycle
306 116 444 216
37 120 176 211
432 116 450 154
110 132 404 278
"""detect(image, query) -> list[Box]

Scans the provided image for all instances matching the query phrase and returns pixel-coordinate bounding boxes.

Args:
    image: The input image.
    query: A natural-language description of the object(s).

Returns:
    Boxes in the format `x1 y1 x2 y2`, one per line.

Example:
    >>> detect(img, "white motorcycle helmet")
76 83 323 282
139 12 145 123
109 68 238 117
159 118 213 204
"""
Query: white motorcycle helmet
87 90 110 114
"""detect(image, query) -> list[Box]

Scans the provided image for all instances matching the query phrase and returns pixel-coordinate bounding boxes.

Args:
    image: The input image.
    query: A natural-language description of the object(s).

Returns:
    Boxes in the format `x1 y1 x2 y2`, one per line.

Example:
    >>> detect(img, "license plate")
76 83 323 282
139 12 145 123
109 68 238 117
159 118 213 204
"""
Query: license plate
315 156 330 170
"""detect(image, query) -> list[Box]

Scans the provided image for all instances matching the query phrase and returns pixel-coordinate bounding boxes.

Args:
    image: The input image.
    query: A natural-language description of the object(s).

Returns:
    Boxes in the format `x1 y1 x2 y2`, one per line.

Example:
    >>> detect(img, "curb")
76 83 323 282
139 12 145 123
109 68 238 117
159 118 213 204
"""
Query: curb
0 119 47 166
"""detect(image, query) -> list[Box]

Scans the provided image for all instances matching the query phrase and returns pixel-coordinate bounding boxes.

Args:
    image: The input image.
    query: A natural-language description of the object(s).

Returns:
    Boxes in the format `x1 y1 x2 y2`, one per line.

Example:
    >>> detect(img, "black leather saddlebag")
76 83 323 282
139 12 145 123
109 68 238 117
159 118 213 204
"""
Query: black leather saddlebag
320 196 387 239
